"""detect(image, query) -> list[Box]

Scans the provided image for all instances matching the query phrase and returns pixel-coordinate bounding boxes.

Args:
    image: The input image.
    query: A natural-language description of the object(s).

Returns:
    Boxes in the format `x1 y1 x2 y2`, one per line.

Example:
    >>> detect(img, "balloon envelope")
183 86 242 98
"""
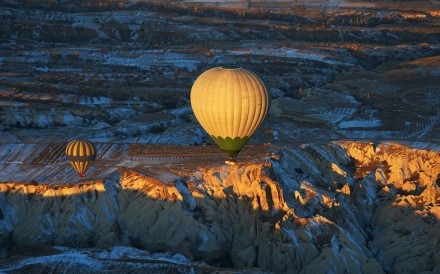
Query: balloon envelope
65 139 96 177
190 66 269 157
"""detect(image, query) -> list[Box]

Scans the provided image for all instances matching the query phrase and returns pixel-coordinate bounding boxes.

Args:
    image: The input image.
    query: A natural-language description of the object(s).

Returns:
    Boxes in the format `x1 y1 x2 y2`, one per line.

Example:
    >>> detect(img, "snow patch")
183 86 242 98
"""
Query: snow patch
339 119 382 129
63 114 75 125
92 246 190 264
0 253 104 272
79 96 113 105
36 114 52 127
175 179 196 210
109 108 136 119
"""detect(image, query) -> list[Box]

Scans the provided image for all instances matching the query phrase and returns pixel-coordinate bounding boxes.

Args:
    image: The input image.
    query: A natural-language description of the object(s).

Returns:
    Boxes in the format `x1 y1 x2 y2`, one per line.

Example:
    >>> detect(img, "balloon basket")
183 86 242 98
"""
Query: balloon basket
225 159 236 165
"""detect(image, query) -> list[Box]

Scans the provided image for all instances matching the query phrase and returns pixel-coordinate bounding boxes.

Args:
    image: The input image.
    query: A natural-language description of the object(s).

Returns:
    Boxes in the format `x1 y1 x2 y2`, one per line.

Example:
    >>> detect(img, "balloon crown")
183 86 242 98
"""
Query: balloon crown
219 65 241 70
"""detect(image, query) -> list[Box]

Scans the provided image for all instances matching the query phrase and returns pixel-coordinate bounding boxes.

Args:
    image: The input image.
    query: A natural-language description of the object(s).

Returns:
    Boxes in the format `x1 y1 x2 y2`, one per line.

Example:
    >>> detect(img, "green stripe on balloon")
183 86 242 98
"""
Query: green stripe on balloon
211 136 250 158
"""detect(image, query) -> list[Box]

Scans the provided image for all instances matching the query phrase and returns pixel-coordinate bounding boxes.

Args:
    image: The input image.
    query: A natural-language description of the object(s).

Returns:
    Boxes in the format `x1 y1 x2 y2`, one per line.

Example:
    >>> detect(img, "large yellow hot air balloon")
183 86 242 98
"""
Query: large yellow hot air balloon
65 139 96 177
190 66 269 159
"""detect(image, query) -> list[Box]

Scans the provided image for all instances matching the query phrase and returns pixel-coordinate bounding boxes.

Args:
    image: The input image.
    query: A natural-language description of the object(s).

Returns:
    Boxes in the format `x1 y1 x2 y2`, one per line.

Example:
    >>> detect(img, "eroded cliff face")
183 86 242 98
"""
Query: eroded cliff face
340 142 440 273
0 141 439 273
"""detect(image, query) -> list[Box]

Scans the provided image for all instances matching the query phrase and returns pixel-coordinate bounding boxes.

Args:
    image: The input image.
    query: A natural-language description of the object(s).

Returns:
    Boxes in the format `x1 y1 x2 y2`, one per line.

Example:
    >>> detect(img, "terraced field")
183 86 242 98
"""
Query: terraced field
0 0 439 147
0 142 275 183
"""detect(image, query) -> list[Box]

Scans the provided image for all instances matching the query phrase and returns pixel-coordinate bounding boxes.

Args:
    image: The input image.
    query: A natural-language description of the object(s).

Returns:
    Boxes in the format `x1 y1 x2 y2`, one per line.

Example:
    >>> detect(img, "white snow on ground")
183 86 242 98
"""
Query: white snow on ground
79 96 113 105
36 114 52 127
339 119 382 129
3 56 49 64
0 253 104 272
230 47 324 61
104 51 206 71
63 114 76 125
165 60 199 71
71 22 100 31
33 66 83 72
71 18 109 39
0 245 201 271
108 108 136 119
228 47 354 66
175 179 197 210
305 113 351 124
93 246 190 264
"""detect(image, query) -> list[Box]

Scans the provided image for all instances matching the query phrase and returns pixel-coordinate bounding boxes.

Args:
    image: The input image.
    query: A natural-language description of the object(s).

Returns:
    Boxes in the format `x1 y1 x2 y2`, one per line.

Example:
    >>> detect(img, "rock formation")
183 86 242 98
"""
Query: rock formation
1 141 439 273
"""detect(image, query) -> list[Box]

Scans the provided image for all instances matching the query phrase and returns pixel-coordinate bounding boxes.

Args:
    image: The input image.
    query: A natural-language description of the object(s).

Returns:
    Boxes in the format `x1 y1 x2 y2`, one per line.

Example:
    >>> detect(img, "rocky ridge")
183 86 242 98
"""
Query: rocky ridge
1 141 439 273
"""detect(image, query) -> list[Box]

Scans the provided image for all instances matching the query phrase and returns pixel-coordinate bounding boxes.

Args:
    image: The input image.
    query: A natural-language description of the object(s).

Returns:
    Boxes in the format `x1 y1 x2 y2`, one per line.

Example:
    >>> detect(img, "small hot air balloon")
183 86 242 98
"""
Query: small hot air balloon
65 139 96 177
190 66 269 160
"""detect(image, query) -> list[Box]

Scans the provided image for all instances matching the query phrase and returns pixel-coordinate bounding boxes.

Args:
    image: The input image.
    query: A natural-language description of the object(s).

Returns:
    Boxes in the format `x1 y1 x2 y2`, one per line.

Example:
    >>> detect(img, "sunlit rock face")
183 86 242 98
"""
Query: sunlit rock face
0 141 439 273
340 142 440 273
